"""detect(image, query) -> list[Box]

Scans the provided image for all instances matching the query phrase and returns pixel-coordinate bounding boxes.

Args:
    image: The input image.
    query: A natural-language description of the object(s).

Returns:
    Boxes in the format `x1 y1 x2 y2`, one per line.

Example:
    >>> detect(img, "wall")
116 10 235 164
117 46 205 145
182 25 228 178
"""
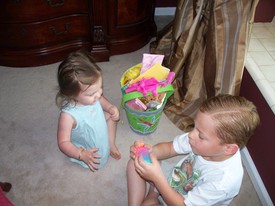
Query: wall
240 69 275 204
254 0 274 22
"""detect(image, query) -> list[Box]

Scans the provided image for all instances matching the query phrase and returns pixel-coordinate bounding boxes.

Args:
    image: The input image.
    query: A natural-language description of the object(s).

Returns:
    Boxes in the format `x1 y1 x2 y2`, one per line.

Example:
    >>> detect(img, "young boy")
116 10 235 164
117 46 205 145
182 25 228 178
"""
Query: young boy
127 94 260 206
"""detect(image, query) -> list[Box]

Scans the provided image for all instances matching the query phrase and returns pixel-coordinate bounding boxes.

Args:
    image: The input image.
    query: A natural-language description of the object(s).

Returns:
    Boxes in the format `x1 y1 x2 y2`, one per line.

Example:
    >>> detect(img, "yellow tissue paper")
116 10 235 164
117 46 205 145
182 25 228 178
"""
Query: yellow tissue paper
120 63 142 86
129 63 170 85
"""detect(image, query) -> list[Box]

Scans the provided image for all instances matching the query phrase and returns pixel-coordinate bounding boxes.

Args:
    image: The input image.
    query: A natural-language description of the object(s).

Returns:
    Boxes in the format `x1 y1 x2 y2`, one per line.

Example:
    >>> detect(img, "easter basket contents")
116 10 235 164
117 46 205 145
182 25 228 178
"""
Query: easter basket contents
120 54 174 135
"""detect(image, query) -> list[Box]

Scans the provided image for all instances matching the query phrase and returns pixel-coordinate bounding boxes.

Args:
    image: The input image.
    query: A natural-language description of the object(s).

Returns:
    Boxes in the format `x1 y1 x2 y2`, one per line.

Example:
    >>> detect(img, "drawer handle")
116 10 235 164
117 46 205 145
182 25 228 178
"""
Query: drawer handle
46 0 65 8
50 23 71 35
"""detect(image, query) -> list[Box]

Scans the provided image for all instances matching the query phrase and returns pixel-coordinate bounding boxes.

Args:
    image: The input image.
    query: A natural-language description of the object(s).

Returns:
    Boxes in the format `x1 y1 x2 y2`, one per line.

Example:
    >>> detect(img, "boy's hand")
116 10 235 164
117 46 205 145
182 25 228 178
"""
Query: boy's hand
134 152 162 182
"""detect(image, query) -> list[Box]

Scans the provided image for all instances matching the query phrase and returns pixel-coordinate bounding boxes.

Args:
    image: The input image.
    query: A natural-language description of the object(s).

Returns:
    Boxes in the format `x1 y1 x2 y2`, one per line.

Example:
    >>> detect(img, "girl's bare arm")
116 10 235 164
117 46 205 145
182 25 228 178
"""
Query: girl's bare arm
99 96 119 121
57 112 79 159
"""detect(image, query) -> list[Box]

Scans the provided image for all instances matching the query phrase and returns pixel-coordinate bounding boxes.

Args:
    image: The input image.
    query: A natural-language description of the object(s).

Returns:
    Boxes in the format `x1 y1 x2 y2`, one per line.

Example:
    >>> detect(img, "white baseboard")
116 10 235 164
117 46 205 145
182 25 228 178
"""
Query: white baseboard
155 7 176 16
241 147 274 206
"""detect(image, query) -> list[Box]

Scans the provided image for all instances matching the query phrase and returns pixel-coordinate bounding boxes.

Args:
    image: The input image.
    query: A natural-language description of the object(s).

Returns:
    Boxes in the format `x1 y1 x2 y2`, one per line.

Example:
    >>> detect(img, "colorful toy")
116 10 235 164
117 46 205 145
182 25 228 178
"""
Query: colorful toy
135 146 152 164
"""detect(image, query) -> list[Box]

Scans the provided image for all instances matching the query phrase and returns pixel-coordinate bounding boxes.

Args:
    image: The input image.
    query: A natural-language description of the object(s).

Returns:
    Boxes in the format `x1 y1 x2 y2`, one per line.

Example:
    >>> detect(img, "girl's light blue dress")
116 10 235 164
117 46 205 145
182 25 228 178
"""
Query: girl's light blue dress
61 100 109 169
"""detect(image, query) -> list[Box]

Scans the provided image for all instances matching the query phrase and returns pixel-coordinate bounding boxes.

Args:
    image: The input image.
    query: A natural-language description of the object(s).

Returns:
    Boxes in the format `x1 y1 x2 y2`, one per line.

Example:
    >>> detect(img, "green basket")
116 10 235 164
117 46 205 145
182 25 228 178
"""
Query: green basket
122 84 174 135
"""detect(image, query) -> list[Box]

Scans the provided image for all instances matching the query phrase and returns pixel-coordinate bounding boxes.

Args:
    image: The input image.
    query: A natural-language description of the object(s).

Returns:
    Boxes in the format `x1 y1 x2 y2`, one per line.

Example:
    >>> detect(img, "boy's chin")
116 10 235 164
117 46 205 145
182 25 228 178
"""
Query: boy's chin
190 147 200 156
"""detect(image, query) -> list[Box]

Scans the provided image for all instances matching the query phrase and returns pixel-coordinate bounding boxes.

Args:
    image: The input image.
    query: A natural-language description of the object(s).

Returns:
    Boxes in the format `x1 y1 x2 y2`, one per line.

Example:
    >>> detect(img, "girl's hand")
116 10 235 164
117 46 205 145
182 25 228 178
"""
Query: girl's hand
129 140 151 160
81 148 101 172
134 152 162 182
108 105 120 121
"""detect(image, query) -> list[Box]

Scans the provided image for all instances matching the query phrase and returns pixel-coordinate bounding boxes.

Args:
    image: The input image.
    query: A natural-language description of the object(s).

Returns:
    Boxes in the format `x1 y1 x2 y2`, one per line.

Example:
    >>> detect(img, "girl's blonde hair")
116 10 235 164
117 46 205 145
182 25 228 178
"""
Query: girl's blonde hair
56 49 102 108
199 94 260 148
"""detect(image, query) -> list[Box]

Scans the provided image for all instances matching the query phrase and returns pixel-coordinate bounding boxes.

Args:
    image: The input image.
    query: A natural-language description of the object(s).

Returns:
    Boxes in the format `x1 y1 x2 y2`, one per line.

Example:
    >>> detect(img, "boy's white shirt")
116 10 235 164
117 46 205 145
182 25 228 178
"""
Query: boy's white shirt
170 133 243 206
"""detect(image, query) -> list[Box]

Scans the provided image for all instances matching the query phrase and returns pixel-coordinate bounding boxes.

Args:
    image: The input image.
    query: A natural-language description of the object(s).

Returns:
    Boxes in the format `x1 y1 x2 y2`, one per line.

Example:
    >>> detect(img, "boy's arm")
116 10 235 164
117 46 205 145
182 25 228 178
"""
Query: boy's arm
137 141 185 206
152 141 178 160
154 176 186 206
151 141 186 206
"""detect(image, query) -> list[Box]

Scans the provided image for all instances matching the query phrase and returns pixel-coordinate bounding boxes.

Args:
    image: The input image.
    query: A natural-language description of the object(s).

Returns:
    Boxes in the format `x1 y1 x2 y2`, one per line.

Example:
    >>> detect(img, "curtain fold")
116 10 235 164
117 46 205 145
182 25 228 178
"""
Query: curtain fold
150 0 259 131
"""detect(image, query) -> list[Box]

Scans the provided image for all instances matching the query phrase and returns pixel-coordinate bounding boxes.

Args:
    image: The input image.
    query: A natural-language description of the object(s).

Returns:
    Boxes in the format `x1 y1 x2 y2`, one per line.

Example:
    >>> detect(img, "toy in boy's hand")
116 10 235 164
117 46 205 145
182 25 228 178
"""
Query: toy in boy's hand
135 146 152 164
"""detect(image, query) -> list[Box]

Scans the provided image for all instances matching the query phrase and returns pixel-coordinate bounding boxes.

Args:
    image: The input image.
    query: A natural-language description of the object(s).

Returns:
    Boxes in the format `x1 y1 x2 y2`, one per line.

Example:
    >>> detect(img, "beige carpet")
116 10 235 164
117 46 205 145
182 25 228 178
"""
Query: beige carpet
0 17 262 206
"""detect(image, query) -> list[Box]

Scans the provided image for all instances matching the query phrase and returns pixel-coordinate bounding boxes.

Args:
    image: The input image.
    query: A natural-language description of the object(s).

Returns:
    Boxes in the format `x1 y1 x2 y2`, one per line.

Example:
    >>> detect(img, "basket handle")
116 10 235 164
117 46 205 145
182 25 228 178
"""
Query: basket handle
122 84 174 106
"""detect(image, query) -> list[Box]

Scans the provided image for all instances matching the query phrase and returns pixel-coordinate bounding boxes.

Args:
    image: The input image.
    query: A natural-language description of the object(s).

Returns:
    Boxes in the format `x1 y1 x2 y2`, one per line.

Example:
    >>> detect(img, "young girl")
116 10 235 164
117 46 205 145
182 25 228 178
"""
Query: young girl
127 94 260 205
56 50 121 172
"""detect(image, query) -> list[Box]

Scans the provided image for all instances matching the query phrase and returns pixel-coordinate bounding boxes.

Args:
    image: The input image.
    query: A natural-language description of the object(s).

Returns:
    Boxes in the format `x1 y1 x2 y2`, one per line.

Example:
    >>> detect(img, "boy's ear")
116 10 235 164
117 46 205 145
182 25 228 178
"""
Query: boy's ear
224 144 239 155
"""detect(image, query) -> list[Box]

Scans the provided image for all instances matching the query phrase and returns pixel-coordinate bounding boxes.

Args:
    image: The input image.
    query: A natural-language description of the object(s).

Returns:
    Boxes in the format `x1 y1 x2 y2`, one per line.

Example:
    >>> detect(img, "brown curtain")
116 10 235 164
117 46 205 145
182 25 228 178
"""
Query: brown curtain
150 0 259 131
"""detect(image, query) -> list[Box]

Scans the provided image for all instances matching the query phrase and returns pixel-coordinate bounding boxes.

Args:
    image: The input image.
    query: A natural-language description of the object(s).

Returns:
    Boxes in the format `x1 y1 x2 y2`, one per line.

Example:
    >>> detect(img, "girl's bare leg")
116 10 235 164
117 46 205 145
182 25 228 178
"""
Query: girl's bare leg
106 116 121 159
127 159 147 206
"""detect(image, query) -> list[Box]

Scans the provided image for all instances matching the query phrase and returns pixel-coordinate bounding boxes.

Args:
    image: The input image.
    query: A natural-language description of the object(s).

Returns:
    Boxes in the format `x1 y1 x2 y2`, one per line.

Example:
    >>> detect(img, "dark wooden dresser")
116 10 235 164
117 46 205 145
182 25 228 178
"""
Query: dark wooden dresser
0 0 156 67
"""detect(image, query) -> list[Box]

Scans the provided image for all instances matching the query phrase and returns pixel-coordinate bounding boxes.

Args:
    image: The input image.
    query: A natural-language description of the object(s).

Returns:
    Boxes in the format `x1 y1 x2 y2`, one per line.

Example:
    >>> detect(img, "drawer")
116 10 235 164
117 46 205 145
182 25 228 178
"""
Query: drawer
0 0 89 22
0 15 91 49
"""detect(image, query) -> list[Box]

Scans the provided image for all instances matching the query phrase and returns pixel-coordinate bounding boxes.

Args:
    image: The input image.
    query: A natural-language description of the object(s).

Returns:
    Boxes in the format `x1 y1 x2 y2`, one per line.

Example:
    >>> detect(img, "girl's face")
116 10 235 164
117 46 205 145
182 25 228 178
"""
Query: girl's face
75 77 103 106
188 111 228 161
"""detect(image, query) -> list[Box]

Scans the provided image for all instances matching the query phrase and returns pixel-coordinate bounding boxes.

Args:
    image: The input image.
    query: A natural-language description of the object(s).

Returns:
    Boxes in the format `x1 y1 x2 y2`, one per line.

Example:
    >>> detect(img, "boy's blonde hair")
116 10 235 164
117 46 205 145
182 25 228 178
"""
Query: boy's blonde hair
199 94 260 148
56 49 101 108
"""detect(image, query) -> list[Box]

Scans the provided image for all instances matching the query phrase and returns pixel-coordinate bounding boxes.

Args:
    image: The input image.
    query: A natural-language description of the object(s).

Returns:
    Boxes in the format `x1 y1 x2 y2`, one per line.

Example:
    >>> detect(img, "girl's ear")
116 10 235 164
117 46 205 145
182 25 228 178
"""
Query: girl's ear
224 144 239 155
